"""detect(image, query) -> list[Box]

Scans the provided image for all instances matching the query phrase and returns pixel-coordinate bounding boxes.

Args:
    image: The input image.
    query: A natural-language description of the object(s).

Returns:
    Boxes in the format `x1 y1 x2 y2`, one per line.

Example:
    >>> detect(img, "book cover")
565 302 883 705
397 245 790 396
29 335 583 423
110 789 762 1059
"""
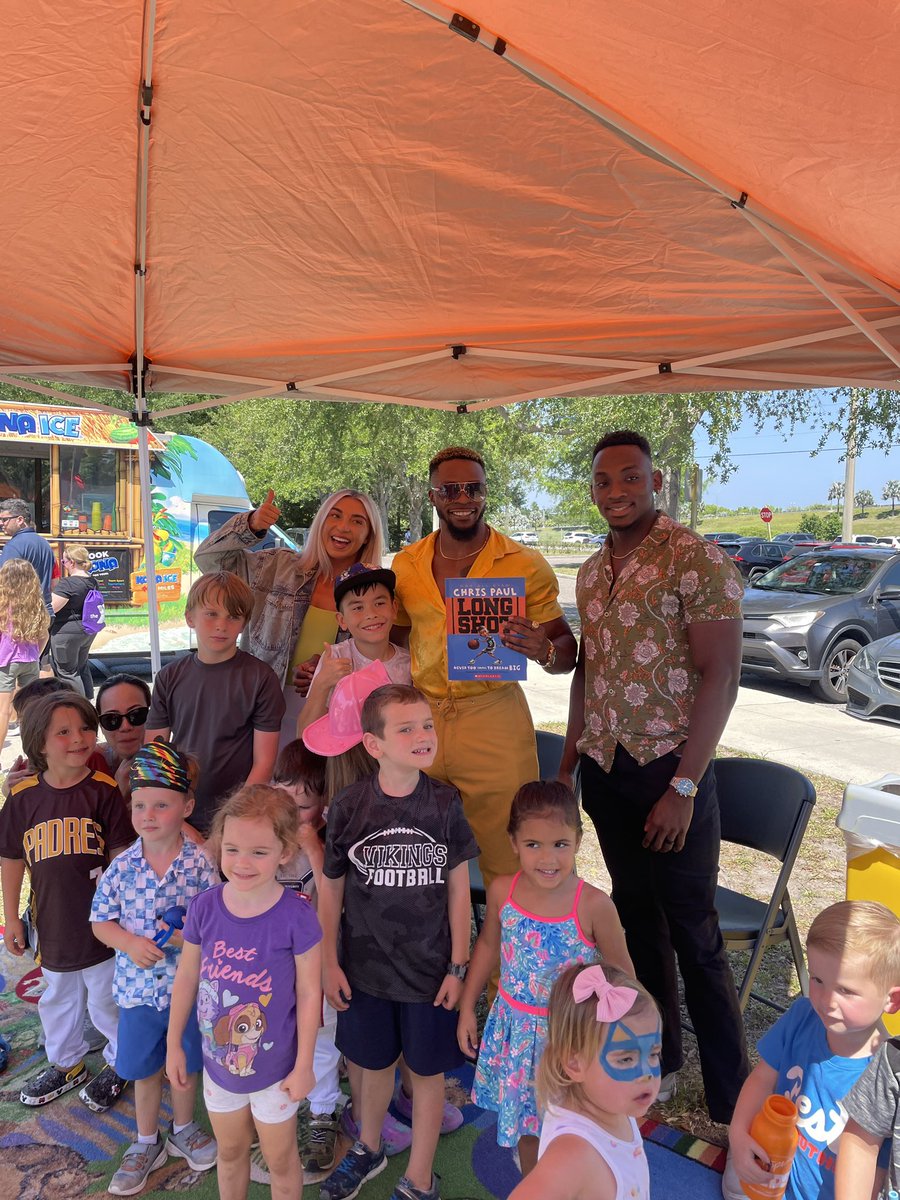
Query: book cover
445 576 527 680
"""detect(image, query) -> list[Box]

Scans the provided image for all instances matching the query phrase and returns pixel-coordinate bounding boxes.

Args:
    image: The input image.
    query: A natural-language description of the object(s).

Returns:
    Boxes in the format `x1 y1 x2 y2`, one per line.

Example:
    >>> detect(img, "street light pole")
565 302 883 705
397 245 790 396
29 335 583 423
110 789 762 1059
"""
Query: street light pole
841 389 858 543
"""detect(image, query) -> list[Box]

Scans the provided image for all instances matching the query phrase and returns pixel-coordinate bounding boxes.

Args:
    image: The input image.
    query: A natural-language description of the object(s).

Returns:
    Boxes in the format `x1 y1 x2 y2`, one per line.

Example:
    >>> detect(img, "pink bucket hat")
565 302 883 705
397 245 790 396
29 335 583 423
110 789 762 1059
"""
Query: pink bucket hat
301 658 392 756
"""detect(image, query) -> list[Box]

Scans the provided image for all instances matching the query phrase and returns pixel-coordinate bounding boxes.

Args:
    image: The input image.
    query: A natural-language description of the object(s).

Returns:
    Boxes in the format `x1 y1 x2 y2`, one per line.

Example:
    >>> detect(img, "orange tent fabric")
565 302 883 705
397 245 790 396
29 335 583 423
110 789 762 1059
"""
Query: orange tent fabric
1 0 898 413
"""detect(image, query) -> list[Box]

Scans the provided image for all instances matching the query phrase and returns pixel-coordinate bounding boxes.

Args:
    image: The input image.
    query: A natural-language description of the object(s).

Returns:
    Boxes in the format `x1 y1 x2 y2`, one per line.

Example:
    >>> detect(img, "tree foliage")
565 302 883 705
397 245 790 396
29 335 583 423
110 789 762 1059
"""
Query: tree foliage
883 480 900 517
855 489 874 516
170 398 545 545
800 510 842 540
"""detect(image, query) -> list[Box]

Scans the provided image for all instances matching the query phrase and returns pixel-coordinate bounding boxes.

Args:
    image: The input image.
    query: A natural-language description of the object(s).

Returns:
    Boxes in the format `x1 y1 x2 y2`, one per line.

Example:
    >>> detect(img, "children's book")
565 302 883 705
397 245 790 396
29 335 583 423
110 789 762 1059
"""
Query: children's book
445 577 527 680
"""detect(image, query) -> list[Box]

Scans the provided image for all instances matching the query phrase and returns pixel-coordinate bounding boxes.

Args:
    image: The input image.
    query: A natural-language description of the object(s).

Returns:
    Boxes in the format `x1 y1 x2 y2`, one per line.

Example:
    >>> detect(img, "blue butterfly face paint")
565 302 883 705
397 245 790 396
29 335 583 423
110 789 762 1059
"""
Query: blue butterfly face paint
599 1018 662 1082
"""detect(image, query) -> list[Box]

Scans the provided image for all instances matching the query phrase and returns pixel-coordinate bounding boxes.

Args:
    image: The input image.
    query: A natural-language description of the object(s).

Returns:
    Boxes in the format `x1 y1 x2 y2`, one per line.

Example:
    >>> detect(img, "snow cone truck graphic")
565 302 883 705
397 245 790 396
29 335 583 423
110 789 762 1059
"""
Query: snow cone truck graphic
0 402 297 642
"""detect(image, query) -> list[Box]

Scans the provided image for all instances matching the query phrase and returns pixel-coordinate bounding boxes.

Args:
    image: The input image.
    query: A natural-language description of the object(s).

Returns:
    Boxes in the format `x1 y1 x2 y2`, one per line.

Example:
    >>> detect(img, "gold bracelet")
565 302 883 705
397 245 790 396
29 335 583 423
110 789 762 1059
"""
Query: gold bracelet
537 642 557 670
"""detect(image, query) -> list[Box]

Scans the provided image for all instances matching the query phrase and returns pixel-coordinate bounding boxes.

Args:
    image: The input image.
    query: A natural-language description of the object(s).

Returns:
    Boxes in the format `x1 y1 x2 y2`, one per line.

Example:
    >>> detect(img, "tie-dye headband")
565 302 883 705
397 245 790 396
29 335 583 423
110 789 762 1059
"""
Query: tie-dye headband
129 740 191 794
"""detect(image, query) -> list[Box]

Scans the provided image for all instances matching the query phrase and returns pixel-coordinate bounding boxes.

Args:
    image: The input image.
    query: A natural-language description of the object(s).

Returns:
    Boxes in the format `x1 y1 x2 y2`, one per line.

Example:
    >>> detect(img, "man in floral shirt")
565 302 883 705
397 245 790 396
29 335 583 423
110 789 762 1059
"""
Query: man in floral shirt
560 429 748 1125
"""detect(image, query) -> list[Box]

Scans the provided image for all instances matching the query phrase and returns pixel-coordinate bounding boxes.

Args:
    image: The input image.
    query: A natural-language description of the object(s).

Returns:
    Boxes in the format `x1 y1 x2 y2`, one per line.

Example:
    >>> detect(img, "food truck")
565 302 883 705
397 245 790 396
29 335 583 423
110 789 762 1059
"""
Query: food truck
0 401 290 617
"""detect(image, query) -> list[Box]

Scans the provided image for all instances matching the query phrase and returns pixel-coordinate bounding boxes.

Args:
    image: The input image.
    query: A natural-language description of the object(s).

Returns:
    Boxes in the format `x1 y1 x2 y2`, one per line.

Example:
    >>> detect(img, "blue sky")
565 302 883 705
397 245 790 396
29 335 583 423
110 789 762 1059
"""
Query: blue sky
694 412 900 511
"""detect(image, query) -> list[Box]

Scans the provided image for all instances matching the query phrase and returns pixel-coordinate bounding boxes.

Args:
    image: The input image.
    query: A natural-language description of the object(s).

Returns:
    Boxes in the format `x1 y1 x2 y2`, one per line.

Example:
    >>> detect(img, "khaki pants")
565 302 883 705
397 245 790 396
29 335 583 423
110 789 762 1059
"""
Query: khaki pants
428 685 539 887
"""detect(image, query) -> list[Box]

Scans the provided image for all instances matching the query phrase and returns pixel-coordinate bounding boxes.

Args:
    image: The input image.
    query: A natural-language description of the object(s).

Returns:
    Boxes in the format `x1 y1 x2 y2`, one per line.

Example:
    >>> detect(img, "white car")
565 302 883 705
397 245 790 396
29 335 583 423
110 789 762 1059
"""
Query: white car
563 531 593 544
511 531 539 545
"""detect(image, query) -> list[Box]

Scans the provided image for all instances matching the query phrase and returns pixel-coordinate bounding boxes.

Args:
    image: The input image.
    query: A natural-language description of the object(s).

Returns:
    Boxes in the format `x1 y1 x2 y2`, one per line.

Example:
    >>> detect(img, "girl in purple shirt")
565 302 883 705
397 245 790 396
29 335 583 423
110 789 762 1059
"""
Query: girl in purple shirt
167 785 322 1200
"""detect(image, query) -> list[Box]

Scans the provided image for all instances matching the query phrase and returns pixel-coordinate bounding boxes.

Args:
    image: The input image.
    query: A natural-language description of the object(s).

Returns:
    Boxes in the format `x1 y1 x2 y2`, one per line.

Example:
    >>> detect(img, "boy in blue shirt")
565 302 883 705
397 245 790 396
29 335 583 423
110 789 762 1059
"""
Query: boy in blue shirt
724 901 900 1200
91 742 219 1195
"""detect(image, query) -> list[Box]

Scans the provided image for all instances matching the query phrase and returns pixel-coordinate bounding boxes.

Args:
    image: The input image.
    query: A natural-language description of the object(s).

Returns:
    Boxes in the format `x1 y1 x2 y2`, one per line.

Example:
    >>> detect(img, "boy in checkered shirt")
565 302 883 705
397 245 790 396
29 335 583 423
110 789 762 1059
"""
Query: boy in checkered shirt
91 742 219 1196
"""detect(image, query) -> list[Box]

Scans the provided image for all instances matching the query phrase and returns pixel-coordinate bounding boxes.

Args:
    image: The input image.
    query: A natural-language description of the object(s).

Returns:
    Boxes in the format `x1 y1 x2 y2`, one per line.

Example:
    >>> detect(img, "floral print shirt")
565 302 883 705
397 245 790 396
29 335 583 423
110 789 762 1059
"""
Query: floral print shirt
575 512 743 769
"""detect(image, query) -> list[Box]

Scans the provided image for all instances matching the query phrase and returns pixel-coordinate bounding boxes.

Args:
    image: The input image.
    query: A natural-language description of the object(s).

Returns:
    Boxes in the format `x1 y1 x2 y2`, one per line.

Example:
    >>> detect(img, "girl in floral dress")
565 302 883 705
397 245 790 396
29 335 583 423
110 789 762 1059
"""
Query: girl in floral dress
457 781 633 1177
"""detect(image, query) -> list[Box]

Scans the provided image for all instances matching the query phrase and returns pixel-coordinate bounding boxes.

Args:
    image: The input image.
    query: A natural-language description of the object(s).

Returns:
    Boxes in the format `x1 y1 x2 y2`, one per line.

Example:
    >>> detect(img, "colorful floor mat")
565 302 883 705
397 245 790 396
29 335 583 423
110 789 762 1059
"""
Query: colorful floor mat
0 943 726 1199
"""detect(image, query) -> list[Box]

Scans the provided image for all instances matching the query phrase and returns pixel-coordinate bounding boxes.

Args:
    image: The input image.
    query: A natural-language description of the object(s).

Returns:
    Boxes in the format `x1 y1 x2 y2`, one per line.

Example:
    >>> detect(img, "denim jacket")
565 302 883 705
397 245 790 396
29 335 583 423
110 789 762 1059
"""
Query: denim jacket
194 511 317 685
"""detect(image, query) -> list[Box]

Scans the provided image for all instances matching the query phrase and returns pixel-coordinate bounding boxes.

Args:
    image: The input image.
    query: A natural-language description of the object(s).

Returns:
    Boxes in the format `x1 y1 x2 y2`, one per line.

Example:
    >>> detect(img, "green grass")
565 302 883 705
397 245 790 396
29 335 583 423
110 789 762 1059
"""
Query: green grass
698 506 900 538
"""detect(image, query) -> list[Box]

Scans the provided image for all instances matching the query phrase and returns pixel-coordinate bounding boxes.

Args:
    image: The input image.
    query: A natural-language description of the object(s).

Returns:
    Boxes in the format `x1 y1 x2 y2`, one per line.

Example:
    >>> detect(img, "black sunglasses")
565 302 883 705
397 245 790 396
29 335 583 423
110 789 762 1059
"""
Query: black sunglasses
429 482 486 501
98 706 149 732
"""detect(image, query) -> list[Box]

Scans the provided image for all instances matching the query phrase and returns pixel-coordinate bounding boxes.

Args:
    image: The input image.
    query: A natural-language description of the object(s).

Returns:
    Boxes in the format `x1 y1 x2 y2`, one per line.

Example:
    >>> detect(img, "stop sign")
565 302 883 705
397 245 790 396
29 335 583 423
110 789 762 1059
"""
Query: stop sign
760 506 773 523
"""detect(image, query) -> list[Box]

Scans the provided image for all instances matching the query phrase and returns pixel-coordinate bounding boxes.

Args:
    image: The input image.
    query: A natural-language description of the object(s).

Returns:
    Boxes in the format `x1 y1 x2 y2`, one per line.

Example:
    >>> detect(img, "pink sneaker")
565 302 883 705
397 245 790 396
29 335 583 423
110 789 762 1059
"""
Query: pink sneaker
392 1081 464 1134
340 1103 412 1157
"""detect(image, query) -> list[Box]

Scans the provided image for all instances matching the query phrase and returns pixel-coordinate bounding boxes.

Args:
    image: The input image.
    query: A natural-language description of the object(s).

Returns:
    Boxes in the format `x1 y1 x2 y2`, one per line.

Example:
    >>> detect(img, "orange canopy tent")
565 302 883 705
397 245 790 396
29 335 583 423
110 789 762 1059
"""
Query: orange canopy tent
1 0 899 418
2 1 899 664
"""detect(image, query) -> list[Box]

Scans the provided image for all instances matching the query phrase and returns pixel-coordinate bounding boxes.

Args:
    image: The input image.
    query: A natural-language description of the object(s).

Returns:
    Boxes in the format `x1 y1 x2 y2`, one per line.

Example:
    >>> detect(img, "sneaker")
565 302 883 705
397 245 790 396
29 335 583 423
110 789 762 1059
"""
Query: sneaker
84 1017 108 1053
108 1138 168 1196
656 1071 678 1103
390 1174 440 1200
304 1106 340 1172
20 1060 88 1106
392 1081 463 1135
249 1141 270 1186
166 1121 217 1171
320 1140 387 1200
341 1103 412 1157
79 1064 129 1112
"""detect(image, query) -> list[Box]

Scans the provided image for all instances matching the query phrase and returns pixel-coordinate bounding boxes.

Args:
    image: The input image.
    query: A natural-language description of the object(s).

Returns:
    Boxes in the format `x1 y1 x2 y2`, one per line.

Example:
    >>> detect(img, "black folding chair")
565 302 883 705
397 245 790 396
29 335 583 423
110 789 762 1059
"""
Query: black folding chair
713 757 816 1012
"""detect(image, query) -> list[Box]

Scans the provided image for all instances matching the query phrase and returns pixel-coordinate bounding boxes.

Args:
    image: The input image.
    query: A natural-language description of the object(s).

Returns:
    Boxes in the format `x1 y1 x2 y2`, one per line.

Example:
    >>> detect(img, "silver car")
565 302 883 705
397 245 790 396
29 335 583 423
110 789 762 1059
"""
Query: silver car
846 633 900 726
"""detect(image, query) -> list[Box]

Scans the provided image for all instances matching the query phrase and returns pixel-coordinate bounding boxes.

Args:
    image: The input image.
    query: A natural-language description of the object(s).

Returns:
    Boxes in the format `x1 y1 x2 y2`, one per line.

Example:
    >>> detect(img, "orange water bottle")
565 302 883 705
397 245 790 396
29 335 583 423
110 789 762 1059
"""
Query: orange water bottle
741 1095 799 1199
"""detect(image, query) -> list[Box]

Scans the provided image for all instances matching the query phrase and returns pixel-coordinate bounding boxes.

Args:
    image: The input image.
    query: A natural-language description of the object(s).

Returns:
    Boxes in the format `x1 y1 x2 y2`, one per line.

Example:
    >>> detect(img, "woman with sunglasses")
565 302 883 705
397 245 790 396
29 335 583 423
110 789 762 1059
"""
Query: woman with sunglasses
195 487 384 746
95 673 151 799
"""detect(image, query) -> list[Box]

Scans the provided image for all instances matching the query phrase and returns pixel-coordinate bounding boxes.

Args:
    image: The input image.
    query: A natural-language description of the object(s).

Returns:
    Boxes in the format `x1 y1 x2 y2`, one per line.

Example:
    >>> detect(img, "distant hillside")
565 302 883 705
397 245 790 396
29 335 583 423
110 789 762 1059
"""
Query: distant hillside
697 507 900 538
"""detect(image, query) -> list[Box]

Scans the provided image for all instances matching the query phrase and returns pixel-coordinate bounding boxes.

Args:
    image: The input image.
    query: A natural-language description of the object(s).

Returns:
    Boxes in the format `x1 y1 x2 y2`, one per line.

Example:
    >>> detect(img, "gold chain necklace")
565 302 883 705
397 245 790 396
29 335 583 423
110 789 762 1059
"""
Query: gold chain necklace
608 546 637 560
437 530 488 561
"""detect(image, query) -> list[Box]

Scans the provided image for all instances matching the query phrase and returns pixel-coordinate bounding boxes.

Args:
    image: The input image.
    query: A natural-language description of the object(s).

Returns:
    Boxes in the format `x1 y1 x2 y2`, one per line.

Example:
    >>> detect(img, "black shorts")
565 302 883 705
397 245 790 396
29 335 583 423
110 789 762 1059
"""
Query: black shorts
336 986 462 1077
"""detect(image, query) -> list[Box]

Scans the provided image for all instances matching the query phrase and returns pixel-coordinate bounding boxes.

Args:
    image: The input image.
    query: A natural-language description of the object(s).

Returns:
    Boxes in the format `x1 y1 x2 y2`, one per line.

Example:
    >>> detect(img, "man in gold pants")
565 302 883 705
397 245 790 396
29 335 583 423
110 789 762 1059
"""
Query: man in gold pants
392 446 577 887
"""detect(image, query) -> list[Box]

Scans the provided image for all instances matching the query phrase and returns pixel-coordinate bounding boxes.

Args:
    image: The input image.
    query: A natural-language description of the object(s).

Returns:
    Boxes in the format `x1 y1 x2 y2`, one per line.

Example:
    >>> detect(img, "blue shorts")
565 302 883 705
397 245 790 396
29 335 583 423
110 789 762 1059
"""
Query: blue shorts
116 1004 203 1082
335 987 462 1077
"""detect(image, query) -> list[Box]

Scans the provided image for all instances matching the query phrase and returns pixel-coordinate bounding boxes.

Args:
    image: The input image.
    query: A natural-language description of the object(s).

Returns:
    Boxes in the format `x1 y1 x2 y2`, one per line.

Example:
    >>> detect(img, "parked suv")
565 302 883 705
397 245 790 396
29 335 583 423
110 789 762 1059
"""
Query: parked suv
772 531 815 543
729 538 793 582
741 547 900 702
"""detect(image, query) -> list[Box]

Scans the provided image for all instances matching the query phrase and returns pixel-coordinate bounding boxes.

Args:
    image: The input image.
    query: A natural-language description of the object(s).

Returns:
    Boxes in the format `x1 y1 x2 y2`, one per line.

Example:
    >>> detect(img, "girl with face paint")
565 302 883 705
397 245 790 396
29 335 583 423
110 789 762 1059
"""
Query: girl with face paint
458 782 633 1177
508 962 662 1200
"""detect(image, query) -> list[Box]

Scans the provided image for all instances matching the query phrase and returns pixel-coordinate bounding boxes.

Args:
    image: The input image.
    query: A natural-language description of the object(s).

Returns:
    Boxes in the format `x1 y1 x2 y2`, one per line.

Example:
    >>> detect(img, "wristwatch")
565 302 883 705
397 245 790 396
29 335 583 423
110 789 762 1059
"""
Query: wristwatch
537 641 557 670
670 776 698 799
447 961 469 980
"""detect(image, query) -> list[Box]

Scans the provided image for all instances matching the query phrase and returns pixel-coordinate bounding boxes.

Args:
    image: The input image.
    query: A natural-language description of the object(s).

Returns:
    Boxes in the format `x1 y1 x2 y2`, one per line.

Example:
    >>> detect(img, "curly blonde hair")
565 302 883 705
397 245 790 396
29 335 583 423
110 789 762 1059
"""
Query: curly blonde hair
208 783 299 862
0 559 50 644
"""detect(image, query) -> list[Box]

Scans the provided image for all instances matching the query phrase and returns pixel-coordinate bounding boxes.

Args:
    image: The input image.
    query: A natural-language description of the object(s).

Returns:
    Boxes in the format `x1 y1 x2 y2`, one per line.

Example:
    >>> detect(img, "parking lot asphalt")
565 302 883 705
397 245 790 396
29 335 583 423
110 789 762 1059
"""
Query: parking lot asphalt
523 568 899 787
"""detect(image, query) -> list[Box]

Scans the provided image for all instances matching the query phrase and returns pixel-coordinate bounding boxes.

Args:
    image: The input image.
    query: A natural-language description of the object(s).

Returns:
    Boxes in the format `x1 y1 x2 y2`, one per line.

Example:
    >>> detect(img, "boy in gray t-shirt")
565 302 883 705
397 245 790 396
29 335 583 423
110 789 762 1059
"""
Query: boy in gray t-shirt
146 572 284 832
837 1036 900 1200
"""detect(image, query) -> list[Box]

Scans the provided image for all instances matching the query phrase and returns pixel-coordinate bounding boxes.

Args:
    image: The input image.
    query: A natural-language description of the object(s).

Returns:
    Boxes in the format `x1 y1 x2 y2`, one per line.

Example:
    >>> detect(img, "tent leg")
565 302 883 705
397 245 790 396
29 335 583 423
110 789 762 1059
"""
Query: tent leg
136 424 162 679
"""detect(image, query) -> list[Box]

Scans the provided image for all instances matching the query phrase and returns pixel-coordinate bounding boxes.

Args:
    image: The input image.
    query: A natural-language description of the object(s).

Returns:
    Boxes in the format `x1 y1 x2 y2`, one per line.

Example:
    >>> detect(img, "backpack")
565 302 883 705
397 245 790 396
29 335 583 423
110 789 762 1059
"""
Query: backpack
81 586 106 635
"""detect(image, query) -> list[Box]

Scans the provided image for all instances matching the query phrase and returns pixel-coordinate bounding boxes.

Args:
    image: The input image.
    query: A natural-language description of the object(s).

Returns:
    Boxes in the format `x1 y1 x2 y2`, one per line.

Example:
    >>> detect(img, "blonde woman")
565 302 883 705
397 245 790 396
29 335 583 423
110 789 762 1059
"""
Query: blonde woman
195 487 384 745
0 558 50 748
50 544 99 697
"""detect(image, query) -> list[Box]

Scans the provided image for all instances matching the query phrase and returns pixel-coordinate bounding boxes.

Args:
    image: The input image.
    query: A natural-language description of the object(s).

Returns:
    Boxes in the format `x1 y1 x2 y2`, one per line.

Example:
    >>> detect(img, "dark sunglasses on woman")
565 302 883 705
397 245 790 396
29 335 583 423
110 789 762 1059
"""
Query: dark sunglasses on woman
98 706 150 732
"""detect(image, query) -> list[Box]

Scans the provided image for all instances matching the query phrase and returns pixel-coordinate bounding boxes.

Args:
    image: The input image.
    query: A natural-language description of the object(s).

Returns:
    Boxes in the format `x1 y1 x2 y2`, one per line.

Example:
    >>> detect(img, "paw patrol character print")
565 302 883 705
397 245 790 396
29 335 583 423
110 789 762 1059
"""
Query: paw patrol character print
214 1000 268 1076
197 979 220 1058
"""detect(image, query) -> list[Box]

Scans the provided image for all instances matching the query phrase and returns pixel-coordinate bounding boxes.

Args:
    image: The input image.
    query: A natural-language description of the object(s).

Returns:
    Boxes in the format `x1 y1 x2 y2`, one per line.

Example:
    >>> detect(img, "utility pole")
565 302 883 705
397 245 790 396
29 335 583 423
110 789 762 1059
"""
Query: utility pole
841 389 858 543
